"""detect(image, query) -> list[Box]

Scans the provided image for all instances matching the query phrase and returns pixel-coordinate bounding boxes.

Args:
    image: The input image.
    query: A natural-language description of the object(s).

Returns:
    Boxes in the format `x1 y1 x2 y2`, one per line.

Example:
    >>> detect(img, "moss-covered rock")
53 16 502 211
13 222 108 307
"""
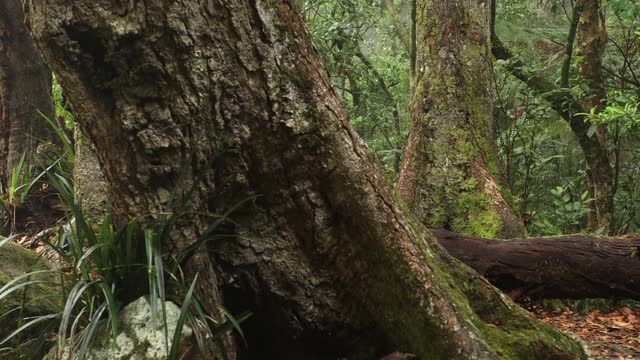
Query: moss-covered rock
0 240 61 357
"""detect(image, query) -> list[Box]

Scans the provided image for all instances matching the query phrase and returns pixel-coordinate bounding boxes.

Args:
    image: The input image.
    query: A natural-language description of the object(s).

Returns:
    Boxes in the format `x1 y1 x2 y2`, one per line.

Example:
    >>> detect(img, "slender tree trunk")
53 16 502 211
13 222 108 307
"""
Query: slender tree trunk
25 1 585 358
410 0 416 97
575 0 613 233
0 0 54 184
491 0 614 234
397 0 524 238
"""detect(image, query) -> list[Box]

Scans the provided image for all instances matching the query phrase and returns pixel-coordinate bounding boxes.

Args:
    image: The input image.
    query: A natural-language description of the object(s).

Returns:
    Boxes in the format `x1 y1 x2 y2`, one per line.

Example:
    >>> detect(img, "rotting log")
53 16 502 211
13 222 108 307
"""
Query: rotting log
433 229 640 300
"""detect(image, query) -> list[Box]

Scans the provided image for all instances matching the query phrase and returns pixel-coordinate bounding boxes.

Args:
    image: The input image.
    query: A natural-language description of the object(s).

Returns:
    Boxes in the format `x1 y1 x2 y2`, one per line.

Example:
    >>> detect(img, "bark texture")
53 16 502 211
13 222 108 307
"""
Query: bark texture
433 229 640 300
397 0 524 238
25 1 586 359
74 125 108 219
0 0 54 184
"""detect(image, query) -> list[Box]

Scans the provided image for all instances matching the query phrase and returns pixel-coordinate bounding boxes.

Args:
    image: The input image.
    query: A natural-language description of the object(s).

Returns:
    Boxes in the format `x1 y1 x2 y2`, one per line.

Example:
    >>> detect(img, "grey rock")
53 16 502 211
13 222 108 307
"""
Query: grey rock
46 296 202 360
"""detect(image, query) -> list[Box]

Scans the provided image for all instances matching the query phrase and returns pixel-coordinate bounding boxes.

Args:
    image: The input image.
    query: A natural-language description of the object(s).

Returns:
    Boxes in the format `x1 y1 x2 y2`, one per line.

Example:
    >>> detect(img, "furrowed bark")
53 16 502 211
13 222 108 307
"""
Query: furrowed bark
74 125 108 220
25 0 586 358
397 0 524 238
433 229 640 300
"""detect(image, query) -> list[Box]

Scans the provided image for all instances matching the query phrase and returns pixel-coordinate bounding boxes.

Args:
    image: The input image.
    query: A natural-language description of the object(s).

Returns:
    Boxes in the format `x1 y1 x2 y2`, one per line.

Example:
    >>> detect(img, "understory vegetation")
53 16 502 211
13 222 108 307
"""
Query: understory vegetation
0 115 248 359
305 0 640 236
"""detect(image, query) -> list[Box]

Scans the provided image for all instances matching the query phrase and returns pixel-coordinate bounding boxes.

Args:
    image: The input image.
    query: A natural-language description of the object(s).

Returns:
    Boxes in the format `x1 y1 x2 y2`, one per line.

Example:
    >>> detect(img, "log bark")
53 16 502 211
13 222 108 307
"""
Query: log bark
25 0 586 358
433 229 640 300
397 0 524 238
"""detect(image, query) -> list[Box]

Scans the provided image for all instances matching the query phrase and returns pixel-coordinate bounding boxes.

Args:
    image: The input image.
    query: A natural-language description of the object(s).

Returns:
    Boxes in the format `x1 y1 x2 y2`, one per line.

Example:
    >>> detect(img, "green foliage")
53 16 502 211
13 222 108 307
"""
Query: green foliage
581 93 640 132
0 183 249 358
52 75 74 129
0 140 247 359
493 0 640 236
306 0 410 174
0 110 76 233
529 187 593 236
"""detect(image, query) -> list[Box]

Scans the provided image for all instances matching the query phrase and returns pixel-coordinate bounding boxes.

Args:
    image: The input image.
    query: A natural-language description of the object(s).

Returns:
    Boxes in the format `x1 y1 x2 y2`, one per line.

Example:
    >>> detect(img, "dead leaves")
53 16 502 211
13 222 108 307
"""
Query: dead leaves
531 305 640 359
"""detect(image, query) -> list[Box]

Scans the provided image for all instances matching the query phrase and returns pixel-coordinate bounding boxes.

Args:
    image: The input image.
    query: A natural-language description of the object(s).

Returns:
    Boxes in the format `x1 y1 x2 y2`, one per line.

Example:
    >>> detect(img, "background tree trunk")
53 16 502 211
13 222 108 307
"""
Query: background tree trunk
491 0 614 234
25 0 585 358
0 0 54 184
397 0 524 238
575 0 613 233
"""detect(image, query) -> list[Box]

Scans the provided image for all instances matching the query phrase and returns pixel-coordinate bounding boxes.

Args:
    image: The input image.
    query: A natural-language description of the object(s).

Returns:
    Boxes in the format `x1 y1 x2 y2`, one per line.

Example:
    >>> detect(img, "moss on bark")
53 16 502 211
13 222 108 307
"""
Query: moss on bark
397 0 524 239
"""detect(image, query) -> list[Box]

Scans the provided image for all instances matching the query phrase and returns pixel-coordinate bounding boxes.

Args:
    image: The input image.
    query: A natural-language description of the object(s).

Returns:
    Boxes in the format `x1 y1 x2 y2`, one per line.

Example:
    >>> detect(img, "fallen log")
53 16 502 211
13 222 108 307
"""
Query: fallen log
432 229 640 300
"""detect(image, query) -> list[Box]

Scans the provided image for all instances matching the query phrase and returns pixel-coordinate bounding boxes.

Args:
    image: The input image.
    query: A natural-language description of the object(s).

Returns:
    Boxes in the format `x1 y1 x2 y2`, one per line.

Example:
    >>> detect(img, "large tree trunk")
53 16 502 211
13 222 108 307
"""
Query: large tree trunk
0 0 54 183
396 0 524 238
433 229 640 300
575 0 613 233
25 1 586 359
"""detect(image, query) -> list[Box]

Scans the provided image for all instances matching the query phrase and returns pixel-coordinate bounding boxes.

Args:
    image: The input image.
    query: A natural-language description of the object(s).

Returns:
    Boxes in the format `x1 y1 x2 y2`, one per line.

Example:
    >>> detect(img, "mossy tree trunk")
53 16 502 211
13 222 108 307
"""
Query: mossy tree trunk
396 0 524 238
25 0 585 358
0 0 54 186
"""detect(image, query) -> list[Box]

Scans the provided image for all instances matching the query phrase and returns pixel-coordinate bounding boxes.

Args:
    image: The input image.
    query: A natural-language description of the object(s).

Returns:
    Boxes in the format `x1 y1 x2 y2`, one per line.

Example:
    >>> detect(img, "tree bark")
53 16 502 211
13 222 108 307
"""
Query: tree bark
397 0 524 238
25 1 586 359
73 125 108 220
0 0 54 184
433 229 640 300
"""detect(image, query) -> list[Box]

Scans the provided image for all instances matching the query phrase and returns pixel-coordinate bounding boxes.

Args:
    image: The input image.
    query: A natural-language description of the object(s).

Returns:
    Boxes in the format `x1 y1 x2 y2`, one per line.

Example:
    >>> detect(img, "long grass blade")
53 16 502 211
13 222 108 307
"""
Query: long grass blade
77 302 108 360
0 314 59 346
97 282 119 342
169 274 198 360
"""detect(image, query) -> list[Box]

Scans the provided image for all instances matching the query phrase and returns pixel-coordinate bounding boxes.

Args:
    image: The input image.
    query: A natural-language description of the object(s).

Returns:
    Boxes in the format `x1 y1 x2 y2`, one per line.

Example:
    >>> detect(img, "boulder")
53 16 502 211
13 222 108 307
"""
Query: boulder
0 240 61 357
46 296 202 360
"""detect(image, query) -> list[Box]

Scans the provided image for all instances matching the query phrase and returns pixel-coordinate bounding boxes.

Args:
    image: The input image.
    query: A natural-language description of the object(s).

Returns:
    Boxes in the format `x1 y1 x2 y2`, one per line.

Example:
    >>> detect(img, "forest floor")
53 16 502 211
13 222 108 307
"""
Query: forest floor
530 304 640 359
11 232 640 359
